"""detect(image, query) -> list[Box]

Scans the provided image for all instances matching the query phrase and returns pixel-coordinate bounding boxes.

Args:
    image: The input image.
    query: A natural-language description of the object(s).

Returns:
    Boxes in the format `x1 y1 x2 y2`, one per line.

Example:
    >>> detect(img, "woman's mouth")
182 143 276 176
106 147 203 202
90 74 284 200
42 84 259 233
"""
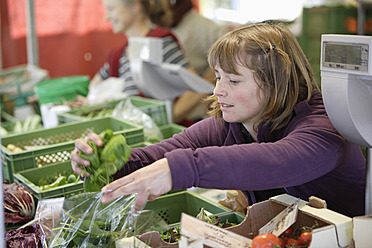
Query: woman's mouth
219 103 233 109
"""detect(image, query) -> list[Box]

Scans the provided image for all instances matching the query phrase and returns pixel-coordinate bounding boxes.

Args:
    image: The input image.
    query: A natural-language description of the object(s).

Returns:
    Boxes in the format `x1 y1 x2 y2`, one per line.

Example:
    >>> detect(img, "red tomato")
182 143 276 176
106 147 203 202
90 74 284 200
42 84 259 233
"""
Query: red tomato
286 238 299 248
297 231 312 246
281 227 294 237
251 233 281 248
279 237 287 248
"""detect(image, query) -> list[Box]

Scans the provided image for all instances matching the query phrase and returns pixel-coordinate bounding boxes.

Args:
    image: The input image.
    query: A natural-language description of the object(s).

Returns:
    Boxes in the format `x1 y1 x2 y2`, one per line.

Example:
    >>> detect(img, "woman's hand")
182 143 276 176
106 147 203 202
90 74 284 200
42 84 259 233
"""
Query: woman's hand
71 132 103 177
101 158 172 211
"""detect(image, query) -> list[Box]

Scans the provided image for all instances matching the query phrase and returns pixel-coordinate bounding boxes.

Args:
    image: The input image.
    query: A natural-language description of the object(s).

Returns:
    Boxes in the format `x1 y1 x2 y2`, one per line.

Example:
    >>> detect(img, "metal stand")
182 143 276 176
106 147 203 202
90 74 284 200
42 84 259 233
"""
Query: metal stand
165 99 174 124
366 147 372 215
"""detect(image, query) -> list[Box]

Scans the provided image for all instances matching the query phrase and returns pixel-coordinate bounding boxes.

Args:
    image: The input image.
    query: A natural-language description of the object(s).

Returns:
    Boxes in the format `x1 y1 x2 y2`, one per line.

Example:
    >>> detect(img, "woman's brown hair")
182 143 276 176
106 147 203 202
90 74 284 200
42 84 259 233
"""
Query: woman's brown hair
120 0 169 26
207 21 319 132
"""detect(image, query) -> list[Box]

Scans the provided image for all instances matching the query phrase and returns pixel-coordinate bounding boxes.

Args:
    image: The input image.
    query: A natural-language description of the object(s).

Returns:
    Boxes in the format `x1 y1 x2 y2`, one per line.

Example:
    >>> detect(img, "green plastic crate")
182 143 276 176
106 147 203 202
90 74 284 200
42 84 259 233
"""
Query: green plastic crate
130 141 154 148
13 161 84 200
1 117 144 183
57 96 169 127
159 124 186 139
35 75 90 105
143 191 232 225
215 212 245 226
167 211 245 229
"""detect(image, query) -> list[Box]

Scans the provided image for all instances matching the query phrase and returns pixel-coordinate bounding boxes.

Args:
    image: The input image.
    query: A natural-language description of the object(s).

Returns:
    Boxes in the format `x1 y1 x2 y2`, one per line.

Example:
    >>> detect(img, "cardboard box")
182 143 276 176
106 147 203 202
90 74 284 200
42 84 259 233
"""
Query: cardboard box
227 194 352 248
136 194 353 248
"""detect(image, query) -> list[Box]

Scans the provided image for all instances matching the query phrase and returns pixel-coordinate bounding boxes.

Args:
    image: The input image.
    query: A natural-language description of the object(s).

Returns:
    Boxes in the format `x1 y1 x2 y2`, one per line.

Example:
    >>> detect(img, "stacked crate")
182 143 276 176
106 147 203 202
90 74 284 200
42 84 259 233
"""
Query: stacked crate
1 117 144 199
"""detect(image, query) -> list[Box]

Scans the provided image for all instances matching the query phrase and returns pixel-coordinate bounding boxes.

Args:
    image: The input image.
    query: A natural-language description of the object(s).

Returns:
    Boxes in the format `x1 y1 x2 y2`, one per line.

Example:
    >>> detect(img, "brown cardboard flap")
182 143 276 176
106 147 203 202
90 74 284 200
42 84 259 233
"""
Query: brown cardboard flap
226 198 287 238
227 194 331 239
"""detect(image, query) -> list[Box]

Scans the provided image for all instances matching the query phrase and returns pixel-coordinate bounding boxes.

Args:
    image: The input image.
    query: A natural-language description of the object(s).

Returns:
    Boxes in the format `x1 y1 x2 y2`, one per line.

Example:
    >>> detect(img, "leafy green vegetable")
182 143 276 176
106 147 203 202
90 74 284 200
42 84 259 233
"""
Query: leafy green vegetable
100 135 131 176
37 171 80 190
49 192 140 248
40 176 67 190
196 207 213 223
67 174 77 183
78 129 131 192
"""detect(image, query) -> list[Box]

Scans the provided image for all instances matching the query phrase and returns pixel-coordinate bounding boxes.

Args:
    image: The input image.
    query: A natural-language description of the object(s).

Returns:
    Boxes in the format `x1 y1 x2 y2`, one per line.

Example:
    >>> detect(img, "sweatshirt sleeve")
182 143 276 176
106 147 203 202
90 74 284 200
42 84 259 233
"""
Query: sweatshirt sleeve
166 112 348 191
112 117 223 180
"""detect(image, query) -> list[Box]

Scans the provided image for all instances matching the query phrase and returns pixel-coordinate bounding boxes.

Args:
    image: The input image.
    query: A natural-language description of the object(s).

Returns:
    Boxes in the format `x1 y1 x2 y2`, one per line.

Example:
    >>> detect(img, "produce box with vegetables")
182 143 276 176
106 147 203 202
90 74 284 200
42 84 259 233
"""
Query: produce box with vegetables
136 194 352 248
158 208 243 244
143 191 233 225
1 114 43 137
57 95 169 127
1 116 144 183
47 192 170 248
135 209 246 248
226 194 353 248
14 161 84 200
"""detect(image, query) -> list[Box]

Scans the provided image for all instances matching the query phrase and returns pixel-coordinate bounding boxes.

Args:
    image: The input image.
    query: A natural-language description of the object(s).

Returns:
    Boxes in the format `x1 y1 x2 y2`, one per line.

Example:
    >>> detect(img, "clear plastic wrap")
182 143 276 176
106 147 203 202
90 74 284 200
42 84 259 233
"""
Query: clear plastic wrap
46 192 169 248
87 77 128 105
112 98 164 142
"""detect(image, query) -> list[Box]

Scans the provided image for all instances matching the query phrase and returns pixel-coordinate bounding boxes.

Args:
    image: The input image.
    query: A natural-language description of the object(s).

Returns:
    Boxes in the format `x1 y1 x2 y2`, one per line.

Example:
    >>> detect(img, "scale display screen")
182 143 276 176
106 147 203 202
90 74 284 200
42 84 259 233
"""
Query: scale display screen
322 41 369 72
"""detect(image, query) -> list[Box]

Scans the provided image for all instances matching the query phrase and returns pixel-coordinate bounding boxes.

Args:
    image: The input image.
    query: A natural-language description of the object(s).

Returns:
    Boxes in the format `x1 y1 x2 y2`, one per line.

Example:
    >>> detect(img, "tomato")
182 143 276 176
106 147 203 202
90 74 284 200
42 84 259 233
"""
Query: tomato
297 231 312 246
251 233 281 248
281 227 293 237
285 238 299 248
279 237 287 248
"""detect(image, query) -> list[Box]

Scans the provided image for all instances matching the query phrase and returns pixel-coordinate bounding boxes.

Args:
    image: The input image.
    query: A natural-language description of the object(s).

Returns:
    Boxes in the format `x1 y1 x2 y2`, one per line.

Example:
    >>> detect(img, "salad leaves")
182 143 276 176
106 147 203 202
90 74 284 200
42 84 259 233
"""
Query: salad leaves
78 129 131 192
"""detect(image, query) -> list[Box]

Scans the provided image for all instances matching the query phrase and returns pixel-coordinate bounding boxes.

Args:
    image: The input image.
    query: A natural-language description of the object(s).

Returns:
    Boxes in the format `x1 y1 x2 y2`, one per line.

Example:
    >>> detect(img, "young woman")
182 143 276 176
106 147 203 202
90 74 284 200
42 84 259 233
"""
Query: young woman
72 21 366 217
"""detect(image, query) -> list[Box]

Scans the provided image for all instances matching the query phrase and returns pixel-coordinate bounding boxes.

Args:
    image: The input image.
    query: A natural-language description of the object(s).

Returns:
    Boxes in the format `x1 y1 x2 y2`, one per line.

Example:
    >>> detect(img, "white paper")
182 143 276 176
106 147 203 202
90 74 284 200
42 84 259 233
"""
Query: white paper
258 198 299 237
115 236 151 248
128 37 163 64
137 61 215 100
180 213 252 248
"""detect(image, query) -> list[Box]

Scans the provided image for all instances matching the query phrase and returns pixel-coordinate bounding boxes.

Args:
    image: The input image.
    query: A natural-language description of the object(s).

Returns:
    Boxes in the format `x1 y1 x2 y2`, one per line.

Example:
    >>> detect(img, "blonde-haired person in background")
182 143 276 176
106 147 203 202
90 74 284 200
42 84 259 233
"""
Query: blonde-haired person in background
153 0 228 124
72 21 366 217
90 0 207 124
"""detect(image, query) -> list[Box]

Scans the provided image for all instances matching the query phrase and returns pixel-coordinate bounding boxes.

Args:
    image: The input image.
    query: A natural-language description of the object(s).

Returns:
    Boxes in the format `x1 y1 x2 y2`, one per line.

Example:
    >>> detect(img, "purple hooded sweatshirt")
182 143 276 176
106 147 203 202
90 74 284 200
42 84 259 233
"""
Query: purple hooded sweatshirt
114 90 366 217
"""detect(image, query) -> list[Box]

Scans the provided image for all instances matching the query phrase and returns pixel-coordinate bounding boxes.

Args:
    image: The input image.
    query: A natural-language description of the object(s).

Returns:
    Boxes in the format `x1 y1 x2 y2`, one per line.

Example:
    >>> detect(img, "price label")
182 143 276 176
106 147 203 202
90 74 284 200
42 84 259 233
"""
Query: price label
179 213 252 248
259 198 299 237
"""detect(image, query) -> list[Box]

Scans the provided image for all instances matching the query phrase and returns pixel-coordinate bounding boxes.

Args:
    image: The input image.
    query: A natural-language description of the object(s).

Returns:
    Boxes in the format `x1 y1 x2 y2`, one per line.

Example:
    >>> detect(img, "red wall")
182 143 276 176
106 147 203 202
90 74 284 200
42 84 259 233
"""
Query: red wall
1 0 124 78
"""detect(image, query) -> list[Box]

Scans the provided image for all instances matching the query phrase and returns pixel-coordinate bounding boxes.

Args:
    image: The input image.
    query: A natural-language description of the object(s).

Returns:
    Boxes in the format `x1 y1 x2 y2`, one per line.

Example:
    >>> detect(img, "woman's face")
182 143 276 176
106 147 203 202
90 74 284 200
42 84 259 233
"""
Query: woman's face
102 0 137 34
213 62 265 130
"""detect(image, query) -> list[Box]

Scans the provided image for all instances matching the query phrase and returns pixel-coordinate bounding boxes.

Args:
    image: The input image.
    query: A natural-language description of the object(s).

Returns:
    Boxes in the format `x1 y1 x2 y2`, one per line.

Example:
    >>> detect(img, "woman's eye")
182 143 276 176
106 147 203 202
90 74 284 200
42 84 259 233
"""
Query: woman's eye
230 80 239 84
215 77 221 82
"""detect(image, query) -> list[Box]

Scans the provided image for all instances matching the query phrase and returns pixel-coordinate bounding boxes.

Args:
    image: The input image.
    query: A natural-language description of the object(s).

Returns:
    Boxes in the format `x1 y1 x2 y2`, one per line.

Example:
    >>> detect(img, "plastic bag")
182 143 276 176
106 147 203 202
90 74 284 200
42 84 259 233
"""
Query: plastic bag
47 192 169 248
87 77 128 105
112 98 164 142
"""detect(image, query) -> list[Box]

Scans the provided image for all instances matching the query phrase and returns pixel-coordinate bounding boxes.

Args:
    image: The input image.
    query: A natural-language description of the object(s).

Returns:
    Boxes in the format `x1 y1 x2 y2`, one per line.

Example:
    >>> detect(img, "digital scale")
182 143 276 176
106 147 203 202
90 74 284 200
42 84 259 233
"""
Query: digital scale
321 34 372 215
128 37 215 123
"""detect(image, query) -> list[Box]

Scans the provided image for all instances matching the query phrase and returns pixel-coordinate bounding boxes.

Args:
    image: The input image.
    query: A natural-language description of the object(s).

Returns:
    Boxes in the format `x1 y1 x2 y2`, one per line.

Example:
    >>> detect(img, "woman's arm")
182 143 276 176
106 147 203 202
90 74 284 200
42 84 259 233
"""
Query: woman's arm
113 117 224 179
166 114 349 191
89 72 104 89
173 91 208 123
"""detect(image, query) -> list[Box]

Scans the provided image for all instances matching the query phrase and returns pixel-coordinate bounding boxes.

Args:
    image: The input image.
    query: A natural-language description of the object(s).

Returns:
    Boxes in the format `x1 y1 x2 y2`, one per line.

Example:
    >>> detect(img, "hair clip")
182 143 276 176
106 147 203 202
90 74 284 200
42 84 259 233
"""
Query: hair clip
266 44 276 53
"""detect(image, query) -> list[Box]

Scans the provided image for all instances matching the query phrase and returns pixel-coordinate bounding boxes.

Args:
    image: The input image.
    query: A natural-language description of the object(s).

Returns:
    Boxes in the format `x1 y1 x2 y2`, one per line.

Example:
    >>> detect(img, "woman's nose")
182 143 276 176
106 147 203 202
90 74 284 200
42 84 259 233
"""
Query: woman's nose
213 82 224 97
